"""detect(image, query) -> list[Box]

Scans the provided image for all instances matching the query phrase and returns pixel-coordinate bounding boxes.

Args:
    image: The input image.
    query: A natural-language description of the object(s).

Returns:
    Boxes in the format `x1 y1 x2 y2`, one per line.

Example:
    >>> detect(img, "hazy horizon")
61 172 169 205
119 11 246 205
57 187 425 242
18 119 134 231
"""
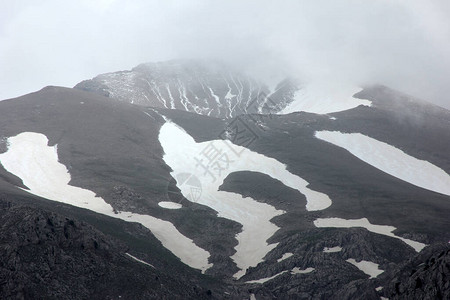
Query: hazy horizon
1 0 449 109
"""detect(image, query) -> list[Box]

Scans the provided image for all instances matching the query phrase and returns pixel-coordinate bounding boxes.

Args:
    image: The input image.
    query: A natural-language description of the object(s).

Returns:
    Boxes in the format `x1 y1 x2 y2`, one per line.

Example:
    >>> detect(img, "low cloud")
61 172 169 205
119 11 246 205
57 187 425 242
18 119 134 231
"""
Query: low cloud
1 0 449 108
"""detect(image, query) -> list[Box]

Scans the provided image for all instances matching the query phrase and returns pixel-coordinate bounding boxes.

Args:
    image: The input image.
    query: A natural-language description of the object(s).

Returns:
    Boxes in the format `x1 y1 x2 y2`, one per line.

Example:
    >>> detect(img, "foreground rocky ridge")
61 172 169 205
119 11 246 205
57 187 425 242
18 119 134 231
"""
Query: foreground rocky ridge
382 243 450 300
0 200 224 300
1 196 448 300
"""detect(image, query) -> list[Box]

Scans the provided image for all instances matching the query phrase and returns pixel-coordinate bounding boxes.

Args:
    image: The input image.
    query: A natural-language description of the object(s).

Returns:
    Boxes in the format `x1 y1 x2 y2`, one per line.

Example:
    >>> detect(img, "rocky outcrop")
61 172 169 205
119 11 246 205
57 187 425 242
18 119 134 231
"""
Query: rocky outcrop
0 201 220 300
381 243 450 300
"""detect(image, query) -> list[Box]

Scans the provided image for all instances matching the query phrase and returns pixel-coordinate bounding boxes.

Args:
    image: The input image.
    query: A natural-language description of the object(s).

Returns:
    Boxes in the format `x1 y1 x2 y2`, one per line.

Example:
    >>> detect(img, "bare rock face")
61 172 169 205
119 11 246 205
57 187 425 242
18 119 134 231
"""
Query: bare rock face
75 60 295 118
382 243 450 300
0 201 219 300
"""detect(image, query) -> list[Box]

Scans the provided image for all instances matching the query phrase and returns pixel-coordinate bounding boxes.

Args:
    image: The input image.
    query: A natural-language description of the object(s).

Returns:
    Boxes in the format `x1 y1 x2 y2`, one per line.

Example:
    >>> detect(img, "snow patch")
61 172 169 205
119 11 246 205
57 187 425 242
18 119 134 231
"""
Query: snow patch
314 217 426 252
279 84 371 115
315 131 450 196
291 267 315 274
346 258 383 278
277 252 294 262
0 132 212 272
158 201 182 209
159 121 332 278
323 246 342 253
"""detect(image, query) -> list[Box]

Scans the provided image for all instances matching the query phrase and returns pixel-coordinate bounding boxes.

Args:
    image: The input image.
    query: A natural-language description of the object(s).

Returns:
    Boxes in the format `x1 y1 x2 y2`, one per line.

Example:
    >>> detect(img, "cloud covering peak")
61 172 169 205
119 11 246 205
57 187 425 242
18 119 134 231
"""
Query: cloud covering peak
1 0 449 108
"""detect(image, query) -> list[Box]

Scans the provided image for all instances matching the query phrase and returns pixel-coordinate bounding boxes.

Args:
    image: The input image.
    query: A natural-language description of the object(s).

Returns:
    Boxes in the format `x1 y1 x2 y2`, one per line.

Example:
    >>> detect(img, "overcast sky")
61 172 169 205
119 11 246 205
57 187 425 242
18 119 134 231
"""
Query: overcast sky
1 0 449 108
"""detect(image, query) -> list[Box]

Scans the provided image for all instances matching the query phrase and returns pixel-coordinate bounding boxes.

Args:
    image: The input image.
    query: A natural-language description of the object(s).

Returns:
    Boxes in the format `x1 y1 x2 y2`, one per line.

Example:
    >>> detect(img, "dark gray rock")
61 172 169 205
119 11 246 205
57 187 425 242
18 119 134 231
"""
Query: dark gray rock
0 202 225 300
382 243 450 300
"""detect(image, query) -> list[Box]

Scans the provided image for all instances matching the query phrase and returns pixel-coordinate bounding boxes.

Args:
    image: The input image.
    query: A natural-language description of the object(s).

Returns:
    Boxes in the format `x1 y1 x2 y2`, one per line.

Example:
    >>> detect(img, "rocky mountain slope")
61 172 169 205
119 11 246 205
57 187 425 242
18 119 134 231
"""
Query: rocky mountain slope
0 61 449 299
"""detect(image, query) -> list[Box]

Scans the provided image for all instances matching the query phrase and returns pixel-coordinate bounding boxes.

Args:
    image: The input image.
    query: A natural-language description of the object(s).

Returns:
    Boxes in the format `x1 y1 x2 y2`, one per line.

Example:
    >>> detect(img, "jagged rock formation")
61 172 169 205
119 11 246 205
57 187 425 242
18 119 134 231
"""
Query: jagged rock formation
381 243 450 300
0 201 220 300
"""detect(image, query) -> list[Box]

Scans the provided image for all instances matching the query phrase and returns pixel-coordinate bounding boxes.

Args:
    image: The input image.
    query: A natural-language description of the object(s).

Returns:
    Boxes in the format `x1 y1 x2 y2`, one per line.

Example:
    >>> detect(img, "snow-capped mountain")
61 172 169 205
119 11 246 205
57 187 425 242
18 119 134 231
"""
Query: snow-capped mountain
0 61 449 299
75 60 296 118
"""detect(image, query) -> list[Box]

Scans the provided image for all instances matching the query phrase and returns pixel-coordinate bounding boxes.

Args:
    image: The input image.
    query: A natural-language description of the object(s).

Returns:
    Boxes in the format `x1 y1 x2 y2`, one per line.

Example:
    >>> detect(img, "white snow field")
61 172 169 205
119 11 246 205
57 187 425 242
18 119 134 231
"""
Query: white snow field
346 259 384 278
279 83 371 115
323 246 342 253
159 120 332 278
0 132 212 272
314 218 426 252
315 131 450 196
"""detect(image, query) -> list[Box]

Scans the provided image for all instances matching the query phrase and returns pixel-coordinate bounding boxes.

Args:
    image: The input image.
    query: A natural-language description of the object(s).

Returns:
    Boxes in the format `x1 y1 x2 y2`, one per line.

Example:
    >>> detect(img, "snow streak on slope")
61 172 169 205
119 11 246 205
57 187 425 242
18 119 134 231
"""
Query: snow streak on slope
246 267 314 284
0 132 212 272
77 61 274 119
315 131 450 196
125 253 156 269
314 218 426 252
159 120 332 278
279 84 371 114
246 270 288 284
277 252 294 262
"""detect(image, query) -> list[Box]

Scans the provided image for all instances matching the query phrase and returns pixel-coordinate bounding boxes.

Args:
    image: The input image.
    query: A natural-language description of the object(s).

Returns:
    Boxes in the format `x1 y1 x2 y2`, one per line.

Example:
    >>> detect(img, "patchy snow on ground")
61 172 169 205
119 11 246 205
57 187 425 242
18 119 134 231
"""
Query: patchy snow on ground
125 253 155 268
279 83 371 115
0 132 212 273
314 217 426 252
158 201 182 209
346 258 383 278
277 252 294 262
159 120 332 278
323 246 342 253
315 131 450 196
291 267 315 274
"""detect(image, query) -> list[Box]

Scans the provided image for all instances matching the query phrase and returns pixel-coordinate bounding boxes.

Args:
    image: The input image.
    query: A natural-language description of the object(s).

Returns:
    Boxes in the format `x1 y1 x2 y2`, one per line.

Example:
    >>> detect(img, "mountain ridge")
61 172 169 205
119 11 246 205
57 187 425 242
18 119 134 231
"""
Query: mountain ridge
0 63 449 299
